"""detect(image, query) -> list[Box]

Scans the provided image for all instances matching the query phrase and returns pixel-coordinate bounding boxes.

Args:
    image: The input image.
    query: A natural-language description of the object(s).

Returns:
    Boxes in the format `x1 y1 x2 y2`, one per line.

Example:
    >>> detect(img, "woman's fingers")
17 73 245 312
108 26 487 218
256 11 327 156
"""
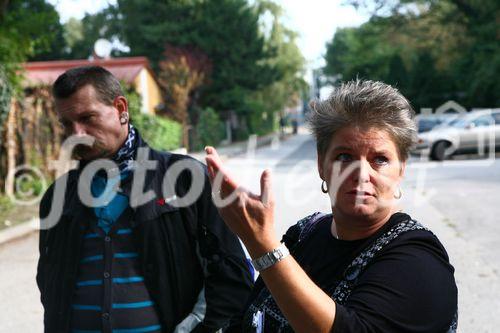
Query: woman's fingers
205 146 222 165
205 147 239 193
260 169 274 206
205 146 226 184
206 147 274 208
204 146 218 181
205 147 225 175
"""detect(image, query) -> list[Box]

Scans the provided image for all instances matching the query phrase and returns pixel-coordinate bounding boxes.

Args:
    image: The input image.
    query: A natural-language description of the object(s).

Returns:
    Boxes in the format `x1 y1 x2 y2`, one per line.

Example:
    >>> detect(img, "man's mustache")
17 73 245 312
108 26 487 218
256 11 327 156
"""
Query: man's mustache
72 141 106 159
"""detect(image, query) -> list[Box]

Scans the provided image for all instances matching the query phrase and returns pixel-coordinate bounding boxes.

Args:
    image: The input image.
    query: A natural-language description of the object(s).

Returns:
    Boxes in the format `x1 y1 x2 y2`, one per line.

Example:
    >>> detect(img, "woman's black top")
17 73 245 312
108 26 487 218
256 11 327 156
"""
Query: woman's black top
239 212 458 332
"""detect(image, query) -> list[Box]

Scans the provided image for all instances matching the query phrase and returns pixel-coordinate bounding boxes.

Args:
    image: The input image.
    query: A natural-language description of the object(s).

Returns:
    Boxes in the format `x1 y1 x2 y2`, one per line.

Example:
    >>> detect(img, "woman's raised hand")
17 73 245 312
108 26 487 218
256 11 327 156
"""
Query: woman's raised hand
204 146 280 258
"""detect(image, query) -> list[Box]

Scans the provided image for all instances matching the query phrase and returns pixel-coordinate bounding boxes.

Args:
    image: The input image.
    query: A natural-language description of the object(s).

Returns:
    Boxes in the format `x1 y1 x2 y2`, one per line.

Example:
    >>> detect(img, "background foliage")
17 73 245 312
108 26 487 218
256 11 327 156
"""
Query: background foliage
125 87 183 151
52 0 306 142
324 0 500 111
191 107 225 151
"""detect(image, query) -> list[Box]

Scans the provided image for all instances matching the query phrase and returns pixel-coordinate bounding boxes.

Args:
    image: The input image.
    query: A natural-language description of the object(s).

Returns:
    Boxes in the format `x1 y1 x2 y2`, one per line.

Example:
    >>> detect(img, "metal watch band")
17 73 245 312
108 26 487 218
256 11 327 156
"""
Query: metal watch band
251 243 290 272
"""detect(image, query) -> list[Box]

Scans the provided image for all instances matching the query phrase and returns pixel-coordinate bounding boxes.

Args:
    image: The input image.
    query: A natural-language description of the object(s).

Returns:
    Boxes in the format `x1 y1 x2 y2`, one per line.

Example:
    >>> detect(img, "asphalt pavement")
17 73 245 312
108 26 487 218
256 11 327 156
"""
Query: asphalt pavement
224 129 500 332
1 129 499 332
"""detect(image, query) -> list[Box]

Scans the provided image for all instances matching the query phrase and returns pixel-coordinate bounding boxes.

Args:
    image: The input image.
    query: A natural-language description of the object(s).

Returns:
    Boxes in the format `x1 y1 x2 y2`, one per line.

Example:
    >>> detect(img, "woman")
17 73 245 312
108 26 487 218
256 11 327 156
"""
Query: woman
205 80 457 333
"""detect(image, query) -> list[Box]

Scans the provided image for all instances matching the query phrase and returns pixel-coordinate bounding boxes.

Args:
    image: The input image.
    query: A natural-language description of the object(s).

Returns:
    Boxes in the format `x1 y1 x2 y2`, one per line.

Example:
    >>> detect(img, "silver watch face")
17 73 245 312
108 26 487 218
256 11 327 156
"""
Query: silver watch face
272 250 281 260
252 244 289 271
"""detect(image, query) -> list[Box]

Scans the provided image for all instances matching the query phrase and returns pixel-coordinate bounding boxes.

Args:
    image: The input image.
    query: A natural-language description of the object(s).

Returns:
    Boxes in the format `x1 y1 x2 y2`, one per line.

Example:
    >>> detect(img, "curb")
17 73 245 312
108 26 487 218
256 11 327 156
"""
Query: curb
0 218 38 246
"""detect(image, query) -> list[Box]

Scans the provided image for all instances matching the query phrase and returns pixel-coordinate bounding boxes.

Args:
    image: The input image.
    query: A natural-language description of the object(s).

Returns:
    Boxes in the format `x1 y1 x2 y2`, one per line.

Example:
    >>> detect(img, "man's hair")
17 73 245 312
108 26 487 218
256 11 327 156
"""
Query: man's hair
52 66 124 105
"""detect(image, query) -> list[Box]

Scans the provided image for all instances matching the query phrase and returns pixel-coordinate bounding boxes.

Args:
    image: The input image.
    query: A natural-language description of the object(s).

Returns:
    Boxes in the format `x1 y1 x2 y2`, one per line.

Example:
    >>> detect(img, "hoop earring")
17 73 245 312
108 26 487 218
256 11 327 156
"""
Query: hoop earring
120 112 129 124
321 180 328 193
394 187 402 199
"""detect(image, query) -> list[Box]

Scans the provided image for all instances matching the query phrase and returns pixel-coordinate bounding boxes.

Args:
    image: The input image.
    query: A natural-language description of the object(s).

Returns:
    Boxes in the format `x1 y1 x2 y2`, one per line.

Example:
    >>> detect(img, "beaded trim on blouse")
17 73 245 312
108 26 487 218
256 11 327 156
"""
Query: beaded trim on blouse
244 213 458 333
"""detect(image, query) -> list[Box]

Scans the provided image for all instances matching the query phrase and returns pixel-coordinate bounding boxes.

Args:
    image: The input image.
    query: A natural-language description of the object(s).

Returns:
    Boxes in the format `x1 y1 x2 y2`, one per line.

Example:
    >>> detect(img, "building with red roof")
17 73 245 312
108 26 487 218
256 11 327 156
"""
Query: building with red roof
24 57 163 114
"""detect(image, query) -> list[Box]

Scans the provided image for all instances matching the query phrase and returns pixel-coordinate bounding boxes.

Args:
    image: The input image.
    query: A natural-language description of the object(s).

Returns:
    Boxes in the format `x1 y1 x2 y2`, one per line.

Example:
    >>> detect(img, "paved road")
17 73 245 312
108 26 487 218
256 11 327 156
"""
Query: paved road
0 232 42 332
226 131 500 332
1 130 499 332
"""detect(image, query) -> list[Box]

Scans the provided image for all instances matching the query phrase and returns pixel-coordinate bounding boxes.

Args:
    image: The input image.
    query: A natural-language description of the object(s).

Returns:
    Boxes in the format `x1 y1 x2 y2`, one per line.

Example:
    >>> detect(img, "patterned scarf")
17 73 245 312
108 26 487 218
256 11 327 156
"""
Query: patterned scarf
112 123 138 174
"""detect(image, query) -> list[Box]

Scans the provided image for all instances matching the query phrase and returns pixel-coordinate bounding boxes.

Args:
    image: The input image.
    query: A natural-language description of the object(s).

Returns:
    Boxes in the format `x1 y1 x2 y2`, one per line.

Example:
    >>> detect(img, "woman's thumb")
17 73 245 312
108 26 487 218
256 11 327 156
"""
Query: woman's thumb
260 169 273 206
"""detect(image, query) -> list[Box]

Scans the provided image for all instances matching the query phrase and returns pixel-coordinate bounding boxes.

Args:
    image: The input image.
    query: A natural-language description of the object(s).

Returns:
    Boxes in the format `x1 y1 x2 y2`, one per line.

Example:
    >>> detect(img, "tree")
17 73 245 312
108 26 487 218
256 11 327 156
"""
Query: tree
74 0 306 139
247 0 307 133
0 0 64 79
0 0 64 129
0 0 68 194
333 0 500 108
386 54 408 90
25 0 67 61
324 17 400 84
157 44 212 147
114 0 278 113
63 7 124 59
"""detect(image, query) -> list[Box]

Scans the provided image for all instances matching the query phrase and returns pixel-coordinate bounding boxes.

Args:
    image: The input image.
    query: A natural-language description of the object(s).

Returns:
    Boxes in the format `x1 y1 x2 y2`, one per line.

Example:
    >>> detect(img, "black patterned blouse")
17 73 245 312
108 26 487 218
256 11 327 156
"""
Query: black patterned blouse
238 212 458 333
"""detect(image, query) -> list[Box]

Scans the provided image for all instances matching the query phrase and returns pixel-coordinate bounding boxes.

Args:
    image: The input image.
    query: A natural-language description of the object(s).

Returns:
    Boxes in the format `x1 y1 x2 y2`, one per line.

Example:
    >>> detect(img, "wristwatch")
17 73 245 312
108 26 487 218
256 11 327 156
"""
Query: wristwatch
251 243 290 272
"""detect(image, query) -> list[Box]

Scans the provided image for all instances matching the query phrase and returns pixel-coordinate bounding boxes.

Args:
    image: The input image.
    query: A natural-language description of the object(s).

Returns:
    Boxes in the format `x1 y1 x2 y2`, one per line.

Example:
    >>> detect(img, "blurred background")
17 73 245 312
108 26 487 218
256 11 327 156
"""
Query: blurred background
0 0 499 331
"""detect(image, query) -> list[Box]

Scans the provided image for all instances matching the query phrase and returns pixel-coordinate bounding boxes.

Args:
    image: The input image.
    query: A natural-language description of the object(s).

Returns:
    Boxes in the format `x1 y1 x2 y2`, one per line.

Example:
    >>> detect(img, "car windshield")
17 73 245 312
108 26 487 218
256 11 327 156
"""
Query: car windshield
450 114 494 128
431 114 462 129
418 118 441 132
449 118 469 128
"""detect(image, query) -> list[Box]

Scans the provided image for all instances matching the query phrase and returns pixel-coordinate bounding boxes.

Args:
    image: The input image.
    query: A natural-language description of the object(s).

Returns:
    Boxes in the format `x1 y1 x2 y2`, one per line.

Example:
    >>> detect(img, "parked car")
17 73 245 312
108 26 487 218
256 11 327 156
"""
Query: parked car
412 109 500 161
416 114 457 133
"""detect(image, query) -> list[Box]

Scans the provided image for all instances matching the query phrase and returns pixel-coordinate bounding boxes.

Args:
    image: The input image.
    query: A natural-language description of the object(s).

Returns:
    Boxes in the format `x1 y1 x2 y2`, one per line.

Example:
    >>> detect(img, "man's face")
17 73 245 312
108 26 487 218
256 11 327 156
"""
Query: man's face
55 84 128 161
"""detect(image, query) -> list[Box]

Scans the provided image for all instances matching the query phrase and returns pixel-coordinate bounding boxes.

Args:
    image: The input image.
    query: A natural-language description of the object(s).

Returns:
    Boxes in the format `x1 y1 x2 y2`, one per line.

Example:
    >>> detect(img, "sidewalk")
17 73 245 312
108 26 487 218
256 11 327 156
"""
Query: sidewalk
0 130 499 332
401 190 500 332
0 130 296 333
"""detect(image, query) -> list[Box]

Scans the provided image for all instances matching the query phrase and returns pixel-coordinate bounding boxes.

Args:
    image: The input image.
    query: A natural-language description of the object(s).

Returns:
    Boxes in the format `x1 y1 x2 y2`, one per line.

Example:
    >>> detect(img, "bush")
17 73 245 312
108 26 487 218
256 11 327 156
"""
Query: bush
192 107 225 151
14 176 46 200
238 98 277 137
0 195 13 212
131 113 182 151
248 110 276 136
123 84 182 151
125 86 143 120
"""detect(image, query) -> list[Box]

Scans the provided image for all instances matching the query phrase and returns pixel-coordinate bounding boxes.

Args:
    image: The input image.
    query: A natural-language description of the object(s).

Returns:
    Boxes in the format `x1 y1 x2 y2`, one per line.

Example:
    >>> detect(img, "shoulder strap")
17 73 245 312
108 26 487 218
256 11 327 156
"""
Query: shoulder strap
331 218 457 332
281 212 326 252
331 218 429 304
298 212 327 242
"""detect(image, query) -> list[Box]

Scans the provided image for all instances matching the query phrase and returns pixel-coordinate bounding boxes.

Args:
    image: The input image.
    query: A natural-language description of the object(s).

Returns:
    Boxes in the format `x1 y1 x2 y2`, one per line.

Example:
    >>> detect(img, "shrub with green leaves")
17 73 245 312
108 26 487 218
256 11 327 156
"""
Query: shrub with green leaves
0 195 13 212
131 112 182 151
123 84 142 119
124 84 182 151
193 107 225 150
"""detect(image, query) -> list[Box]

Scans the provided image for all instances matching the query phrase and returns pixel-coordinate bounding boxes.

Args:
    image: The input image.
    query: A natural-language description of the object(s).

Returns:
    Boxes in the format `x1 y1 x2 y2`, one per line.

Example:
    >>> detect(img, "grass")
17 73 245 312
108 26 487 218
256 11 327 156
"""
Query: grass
0 195 39 231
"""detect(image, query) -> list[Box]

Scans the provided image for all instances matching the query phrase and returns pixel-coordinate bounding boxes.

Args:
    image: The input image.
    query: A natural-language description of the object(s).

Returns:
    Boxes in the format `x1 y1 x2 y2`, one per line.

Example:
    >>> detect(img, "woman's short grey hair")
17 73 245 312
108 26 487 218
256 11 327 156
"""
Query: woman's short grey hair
308 79 417 161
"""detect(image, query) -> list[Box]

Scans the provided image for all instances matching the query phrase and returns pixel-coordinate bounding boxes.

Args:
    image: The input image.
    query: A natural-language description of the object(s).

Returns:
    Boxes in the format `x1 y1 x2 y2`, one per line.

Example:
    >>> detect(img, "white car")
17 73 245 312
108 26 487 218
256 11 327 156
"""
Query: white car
412 109 500 161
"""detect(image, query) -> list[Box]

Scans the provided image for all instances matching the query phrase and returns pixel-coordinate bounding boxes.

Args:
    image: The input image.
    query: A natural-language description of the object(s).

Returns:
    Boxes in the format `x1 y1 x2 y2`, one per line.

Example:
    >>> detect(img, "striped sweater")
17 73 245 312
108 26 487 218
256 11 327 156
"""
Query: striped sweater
70 173 162 333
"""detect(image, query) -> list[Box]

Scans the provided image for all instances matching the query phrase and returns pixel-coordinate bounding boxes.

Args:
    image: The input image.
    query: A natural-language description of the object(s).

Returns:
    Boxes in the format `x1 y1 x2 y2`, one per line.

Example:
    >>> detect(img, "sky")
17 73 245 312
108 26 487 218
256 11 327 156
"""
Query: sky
48 0 368 67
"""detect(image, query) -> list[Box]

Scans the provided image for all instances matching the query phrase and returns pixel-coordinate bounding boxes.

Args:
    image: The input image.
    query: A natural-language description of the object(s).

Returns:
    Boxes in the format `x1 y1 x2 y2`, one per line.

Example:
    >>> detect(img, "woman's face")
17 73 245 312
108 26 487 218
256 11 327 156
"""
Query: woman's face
318 126 405 220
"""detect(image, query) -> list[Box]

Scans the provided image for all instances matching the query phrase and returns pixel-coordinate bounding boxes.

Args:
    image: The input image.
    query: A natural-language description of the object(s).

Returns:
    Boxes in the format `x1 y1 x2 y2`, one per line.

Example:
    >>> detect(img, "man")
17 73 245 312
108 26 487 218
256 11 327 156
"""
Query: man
36 66 253 333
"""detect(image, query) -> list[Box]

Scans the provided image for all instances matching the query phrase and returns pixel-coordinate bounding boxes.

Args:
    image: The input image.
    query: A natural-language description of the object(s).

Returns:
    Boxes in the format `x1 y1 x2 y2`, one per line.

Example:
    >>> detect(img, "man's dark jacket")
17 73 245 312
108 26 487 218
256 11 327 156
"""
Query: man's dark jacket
36 139 254 332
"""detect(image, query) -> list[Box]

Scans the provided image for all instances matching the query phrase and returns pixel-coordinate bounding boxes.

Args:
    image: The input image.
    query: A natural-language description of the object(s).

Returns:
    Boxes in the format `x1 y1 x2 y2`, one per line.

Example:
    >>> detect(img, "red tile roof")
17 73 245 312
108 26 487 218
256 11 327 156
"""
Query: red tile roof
23 57 153 86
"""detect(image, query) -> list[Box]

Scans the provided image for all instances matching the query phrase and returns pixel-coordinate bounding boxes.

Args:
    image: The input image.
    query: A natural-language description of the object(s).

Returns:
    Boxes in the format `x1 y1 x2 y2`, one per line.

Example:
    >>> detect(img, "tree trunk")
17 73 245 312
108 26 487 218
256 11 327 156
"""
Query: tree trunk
5 97 16 197
182 119 190 149
23 95 35 165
